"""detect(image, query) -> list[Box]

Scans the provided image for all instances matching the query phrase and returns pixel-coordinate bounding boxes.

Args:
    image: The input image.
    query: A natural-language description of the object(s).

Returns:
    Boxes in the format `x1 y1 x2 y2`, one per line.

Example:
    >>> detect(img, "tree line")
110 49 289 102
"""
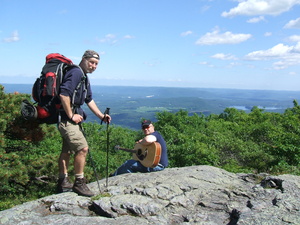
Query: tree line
0 84 299 210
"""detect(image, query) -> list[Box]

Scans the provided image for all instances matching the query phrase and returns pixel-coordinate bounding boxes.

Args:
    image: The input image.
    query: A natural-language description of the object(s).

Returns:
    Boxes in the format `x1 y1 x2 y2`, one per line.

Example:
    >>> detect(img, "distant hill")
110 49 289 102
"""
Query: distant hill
3 83 300 130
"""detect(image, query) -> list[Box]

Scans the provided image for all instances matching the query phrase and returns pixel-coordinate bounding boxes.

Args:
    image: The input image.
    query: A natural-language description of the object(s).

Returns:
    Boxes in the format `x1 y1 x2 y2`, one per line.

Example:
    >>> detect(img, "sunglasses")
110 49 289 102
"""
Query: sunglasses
142 125 152 130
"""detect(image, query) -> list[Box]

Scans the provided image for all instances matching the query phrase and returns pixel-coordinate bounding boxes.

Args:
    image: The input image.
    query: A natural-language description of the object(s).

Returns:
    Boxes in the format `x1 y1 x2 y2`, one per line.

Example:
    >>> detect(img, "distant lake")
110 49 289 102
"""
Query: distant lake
3 83 300 130
230 106 284 111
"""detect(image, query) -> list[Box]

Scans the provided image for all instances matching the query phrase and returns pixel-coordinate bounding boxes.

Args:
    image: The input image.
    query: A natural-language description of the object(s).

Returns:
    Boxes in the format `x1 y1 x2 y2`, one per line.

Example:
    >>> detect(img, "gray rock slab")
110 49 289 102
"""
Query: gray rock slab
1 165 299 224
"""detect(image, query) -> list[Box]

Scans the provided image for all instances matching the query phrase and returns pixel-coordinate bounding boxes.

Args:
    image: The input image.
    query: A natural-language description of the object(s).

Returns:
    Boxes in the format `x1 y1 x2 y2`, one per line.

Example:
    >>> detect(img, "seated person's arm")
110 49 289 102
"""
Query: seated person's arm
138 135 157 145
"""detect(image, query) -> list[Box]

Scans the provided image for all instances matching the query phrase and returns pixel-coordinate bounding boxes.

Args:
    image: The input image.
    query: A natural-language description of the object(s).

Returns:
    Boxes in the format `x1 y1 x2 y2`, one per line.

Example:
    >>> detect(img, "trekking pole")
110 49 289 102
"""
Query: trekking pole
79 123 102 194
101 108 110 189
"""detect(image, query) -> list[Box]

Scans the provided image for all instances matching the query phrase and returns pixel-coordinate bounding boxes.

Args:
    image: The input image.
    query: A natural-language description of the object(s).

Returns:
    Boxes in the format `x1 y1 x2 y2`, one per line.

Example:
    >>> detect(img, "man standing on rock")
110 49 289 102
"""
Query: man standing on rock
111 120 168 176
57 50 111 197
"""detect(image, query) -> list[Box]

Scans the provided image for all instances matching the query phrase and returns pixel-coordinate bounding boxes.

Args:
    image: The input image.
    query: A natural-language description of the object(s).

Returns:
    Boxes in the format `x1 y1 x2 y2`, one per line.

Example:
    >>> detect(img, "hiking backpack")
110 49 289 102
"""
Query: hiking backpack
21 53 85 124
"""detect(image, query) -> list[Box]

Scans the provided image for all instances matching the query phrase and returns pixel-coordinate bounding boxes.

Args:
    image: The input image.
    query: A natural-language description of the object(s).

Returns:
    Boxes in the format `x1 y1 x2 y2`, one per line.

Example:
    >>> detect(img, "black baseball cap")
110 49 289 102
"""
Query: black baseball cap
141 120 152 128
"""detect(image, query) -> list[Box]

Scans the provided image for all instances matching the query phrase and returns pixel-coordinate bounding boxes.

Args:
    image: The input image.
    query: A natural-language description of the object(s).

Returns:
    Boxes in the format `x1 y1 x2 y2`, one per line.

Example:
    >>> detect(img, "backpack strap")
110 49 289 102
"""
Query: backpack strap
71 65 86 106
58 65 86 124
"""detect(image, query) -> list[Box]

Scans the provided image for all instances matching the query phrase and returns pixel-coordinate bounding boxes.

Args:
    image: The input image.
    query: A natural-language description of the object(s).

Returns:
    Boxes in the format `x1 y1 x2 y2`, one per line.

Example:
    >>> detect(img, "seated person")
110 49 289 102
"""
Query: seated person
111 120 168 176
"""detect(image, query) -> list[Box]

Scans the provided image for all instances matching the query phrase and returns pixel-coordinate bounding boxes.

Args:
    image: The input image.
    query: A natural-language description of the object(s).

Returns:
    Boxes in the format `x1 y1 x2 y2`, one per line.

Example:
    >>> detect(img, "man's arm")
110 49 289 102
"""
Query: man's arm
60 94 73 120
138 135 157 145
60 94 83 124
87 99 111 123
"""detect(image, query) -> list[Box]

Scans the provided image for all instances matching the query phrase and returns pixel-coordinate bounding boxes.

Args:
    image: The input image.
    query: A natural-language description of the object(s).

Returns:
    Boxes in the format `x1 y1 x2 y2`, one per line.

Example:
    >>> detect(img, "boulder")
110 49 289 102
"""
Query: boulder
1 165 299 224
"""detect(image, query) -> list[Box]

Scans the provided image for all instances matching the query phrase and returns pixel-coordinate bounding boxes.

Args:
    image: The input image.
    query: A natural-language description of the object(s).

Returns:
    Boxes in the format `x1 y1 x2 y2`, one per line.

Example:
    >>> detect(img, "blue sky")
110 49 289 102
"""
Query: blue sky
1 0 300 90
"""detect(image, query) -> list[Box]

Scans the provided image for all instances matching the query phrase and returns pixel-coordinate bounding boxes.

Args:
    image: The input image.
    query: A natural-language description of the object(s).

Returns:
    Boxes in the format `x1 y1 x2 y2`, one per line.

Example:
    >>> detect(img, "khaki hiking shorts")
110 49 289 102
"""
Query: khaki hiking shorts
58 120 88 154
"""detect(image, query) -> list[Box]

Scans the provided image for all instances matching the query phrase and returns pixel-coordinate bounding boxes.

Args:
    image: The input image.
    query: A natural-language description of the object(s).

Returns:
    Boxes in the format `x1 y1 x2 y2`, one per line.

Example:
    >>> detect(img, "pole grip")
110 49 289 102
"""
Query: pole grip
105 107 110 115
101 107 110 125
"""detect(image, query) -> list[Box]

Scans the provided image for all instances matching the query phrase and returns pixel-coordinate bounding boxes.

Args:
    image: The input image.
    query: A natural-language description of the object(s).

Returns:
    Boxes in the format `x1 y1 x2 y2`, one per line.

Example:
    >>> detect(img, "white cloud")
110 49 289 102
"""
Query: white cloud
211 53 237 60
96 34 117 44
227 62 241 68
288 35 300 42
123 35 135 39
201 5 211 13
247 16 266 23
195 27 252 45
264 32 272 37
245 42 300 69
222 0 300 17
294 42 300 52
273 56 300 70
284 17 300 29
3 30 20 43
198 61 215 67
96 33 135 45
199 61 209 65
245 43 296 59
181 31 193 37
104 34 116 40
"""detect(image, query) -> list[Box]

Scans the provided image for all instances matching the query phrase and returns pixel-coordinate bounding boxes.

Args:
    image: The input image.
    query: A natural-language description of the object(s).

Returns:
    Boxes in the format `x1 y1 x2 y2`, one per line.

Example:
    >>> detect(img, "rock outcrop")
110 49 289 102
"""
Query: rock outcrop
0 165 299 224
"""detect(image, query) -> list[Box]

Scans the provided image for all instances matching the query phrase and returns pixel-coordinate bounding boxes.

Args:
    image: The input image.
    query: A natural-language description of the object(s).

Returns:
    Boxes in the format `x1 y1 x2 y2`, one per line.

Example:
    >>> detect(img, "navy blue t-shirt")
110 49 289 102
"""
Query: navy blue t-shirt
151 131 168 167
59 67 92 120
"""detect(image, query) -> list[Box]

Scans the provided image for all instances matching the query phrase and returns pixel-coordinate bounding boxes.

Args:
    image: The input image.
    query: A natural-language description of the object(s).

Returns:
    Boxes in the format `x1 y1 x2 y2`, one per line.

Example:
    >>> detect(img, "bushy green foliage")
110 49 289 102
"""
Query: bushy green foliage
155 110 220 167
155 106 300 175
1 84 300 211
0 85 61 210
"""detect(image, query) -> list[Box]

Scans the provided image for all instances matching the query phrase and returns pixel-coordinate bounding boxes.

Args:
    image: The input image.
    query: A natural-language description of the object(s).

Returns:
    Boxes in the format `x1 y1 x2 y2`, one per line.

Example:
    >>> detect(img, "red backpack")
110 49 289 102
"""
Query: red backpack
30 53 83 124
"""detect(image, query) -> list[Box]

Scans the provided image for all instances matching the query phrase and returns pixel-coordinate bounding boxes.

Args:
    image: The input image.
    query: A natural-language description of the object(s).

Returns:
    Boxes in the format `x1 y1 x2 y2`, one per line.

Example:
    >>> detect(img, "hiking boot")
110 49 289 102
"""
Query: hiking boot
72 178 94 197
57 177 73 193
